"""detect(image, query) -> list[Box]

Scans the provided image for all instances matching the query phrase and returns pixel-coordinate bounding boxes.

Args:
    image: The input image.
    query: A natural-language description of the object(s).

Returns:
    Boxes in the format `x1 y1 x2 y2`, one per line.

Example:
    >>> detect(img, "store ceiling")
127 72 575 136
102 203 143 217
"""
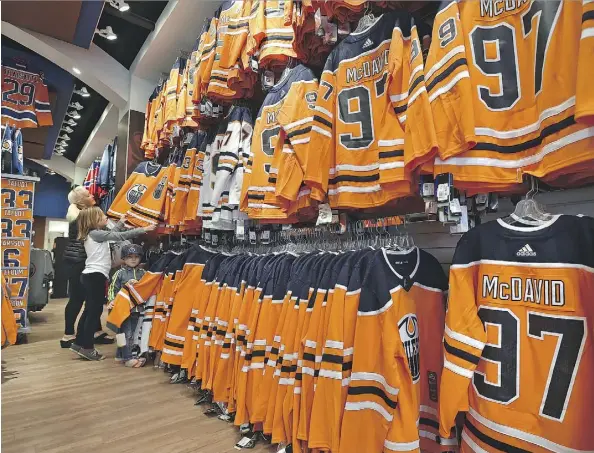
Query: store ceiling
94 1 168 69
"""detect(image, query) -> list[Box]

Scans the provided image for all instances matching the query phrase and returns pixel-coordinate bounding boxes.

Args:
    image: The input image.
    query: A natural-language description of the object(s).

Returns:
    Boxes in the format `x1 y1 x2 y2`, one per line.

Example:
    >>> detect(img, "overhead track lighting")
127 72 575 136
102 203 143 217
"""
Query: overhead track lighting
109 0 130 12
95 26 117 41
67 110 81 120
59 134 71 141
61 126 74 134
64 118 78 127
58 140 69 147
69 102 84 111
73 87 90 98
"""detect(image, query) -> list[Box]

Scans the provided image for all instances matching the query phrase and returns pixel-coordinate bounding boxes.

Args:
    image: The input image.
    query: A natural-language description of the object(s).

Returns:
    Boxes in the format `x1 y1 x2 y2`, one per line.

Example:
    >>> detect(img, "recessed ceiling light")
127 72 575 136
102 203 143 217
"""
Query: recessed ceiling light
74 86 90 98
96 26 117 41
72 67 81 75
67 110 81 120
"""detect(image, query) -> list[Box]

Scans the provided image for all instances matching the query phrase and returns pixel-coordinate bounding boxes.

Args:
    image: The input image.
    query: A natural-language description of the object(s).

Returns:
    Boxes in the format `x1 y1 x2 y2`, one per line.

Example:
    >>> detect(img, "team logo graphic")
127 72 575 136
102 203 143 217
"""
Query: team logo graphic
398 314 420 383
2 139 11 152
153 176 167 199
305 91 317 108
126 184 147 205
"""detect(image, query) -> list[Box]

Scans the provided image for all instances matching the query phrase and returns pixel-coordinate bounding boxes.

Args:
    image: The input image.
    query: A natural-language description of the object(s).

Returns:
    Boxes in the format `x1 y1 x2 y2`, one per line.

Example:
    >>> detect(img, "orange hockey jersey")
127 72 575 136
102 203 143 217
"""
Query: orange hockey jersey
241 64 319 220
426 0 594 193
1 65 53 128
308 11 436 209
441 215 594 453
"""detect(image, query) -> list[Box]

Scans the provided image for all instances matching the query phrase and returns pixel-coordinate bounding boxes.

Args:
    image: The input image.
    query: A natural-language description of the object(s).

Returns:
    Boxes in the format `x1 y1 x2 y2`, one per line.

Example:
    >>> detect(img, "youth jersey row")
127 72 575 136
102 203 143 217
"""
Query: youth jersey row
107 246 457 453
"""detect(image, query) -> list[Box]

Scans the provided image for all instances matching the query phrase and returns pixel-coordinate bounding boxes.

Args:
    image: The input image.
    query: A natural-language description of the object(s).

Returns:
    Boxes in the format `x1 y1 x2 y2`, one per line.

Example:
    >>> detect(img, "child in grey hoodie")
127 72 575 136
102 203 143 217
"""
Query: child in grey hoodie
108 243 146 367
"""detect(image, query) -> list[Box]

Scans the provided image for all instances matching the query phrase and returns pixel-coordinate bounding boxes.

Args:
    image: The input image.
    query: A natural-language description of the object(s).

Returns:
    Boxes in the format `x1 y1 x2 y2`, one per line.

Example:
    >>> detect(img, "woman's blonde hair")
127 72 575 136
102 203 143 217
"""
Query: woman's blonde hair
77 206 105 240
68 186 92 210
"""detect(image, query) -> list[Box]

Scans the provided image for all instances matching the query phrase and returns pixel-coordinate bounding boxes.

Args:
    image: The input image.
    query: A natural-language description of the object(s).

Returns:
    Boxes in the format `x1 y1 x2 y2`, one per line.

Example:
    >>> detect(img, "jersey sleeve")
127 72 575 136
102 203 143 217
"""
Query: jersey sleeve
275 76 319 202
34 78 53 127
576 0 594 122
307 62 336 198
390 20 438 171
424 0 477 160
439 230 487 438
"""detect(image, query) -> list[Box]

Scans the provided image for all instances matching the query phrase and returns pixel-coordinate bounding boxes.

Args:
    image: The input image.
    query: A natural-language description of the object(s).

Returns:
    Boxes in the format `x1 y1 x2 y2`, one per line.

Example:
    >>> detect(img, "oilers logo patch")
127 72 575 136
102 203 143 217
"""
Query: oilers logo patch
398 314 420 383
305 91 317 108
153 176 167 199
126 184 147 205
2 139 11 152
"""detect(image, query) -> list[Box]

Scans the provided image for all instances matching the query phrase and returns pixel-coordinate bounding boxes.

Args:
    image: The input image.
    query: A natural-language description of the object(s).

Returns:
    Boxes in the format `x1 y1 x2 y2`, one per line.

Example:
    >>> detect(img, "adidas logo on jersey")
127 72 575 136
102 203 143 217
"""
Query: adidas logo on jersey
362 38 374 49
516 244 536 257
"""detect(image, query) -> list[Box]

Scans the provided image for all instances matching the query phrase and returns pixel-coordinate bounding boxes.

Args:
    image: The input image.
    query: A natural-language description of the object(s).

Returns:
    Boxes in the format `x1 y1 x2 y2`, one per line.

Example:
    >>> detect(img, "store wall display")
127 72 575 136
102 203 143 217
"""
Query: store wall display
100 1 594 452
1 174 38 332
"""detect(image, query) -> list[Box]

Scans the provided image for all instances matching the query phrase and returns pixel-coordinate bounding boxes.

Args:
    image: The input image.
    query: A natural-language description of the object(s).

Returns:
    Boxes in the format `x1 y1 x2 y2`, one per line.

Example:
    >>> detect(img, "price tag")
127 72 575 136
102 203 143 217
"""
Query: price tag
249 230 257 245
236 223 245 241
204 229 211 244
421 182 434 198
211 232 219 246
250 56 259 72
449 198 462 215
261 230 270 244
316 203 332 225
436 183 450 202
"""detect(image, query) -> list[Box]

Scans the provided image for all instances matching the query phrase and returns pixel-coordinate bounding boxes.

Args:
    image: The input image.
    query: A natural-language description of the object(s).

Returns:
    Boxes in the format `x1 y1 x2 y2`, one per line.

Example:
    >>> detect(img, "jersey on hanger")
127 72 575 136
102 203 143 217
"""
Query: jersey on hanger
308 11 436 209
441 215 594 453
426 0 594 193
1 125 23 175
1 65 53 129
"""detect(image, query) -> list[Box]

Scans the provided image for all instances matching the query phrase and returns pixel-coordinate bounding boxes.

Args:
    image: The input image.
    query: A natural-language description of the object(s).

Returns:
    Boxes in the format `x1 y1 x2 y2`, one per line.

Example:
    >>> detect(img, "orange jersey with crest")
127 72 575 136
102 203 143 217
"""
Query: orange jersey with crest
125 165 173 228
426 0 594 193
163 57 186 129
441 215 594 453
241 64 319 220
308 11 436 209
107 162 163 221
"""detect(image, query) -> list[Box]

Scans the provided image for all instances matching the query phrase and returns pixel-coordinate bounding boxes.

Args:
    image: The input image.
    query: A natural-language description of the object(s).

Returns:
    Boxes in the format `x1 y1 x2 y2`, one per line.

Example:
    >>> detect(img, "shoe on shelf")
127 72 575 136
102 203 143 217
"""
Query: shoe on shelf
69 343 82 353
94 332 114 344
77 348 105 361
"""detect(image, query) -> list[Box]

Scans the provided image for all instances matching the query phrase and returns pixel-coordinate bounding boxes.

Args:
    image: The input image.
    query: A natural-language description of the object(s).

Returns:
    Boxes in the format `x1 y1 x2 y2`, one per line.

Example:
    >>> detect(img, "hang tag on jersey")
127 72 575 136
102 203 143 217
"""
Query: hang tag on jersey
236 223 245 241
316 203 332 225
450 205 469 234
262 71 275 91
250 56 259 73
449 198 462 215
421 182 434 198
260 230 270 245
249 230 257 245
211 232 219 247
436 183 449 203
204 229 211 244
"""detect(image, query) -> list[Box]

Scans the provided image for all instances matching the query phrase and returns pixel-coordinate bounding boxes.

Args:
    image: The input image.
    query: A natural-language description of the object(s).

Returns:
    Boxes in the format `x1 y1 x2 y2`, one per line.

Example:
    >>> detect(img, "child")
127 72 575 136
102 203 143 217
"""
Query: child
72 207 155 361
108 243 146 367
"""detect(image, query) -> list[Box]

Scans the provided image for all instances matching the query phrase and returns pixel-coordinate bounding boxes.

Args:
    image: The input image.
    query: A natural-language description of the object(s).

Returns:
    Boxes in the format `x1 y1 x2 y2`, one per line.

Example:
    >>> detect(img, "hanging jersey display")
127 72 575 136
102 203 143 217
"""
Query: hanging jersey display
1 65 53 129
441 214 594 453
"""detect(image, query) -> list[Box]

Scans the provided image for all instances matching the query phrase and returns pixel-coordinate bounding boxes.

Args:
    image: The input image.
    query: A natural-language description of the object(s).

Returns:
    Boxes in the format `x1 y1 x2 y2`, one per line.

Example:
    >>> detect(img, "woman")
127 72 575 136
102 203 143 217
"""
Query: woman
60 187 113 348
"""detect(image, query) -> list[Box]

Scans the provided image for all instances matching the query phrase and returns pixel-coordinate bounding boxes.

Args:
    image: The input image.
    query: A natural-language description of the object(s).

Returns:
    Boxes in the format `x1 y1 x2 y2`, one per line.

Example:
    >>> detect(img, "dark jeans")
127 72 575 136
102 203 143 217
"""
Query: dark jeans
116 313 140 361
64 264 102 336
75 273 108 349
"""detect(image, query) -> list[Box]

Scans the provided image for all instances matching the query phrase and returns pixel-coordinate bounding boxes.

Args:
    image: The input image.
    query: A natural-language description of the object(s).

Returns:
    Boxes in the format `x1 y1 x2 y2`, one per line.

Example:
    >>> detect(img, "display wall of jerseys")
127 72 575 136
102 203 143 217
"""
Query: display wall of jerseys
105 213 594 453
130 0 594 227
1 63 53 129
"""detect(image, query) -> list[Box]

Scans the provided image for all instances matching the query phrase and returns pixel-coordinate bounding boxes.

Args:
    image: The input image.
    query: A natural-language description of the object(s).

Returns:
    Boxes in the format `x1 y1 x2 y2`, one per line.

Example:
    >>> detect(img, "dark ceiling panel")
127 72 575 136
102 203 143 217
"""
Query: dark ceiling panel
2 1 83 45
93 1 168 69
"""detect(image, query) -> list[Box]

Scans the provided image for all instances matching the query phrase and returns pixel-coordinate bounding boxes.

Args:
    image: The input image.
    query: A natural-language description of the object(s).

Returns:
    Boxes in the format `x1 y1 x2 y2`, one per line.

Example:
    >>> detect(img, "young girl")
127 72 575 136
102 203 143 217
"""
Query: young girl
73 207 155 361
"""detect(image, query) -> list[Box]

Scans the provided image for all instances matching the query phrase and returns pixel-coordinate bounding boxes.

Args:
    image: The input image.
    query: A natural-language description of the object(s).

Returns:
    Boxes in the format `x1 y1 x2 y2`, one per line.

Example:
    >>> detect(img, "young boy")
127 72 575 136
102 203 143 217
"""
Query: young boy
108 243 146 367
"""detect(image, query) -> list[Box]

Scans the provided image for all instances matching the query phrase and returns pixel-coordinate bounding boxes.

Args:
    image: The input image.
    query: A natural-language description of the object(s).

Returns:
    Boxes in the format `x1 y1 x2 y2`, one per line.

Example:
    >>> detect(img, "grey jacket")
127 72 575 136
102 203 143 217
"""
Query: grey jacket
108 266 146 302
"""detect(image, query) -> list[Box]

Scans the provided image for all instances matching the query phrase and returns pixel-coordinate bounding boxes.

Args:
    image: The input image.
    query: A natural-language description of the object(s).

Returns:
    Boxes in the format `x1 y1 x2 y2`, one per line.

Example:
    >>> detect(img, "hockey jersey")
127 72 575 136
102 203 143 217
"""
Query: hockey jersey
199 107 253 230
426 0 594 193
1 65 53 128
241 64 320 220
308 11 436 209
1 125 23 175
107 161 163 221
440 215 594 453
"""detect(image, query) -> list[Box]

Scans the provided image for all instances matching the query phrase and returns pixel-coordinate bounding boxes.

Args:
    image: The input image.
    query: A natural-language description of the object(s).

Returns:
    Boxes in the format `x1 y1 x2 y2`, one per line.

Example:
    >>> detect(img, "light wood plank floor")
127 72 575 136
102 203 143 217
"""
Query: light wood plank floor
1 299 275 453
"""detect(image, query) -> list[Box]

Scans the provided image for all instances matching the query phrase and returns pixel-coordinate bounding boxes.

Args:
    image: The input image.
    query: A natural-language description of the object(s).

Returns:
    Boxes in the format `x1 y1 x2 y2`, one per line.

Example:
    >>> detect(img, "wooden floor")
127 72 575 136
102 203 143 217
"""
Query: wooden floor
1 299 275 453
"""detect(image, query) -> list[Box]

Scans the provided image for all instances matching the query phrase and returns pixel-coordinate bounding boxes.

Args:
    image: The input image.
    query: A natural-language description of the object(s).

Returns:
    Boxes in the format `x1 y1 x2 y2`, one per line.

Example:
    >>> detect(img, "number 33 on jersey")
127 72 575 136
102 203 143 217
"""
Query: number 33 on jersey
427 0 594 193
